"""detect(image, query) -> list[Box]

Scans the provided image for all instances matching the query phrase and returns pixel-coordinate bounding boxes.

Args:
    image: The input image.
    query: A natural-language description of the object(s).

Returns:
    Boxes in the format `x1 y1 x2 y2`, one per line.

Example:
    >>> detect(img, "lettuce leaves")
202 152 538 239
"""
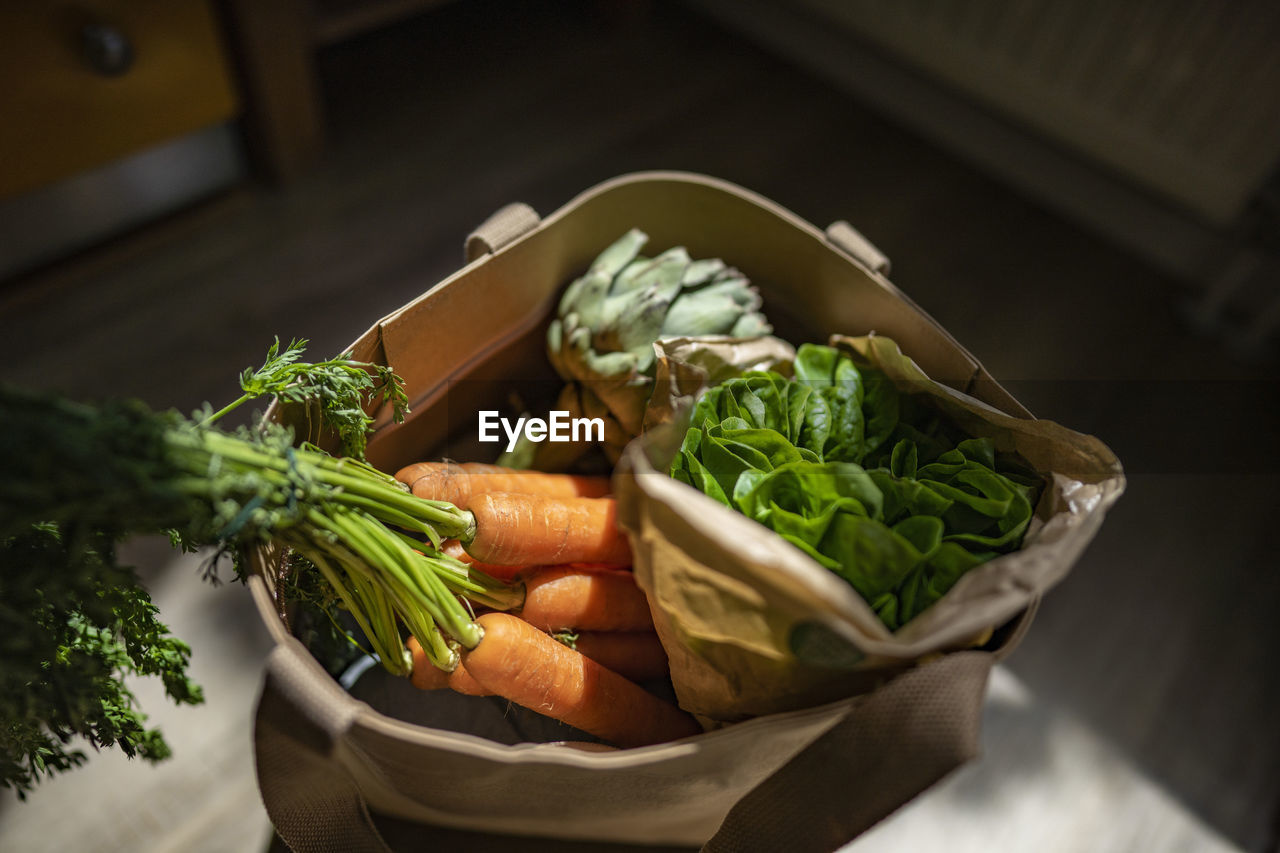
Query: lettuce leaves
670 344 1042 630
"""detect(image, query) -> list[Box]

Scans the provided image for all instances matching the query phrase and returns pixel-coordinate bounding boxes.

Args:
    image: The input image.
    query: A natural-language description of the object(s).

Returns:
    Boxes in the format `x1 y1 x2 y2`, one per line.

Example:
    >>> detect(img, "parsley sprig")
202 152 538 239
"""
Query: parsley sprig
205 337 409 458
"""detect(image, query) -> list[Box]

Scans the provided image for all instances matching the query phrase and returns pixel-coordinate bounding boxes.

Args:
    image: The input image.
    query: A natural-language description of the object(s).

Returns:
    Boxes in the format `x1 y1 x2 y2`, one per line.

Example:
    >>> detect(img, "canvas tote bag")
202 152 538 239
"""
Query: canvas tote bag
250 172 1123 852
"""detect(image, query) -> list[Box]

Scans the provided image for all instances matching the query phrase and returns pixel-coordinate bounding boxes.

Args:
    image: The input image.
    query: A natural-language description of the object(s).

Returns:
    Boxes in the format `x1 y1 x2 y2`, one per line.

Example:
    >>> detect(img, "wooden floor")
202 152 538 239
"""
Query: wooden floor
1 1 1277 850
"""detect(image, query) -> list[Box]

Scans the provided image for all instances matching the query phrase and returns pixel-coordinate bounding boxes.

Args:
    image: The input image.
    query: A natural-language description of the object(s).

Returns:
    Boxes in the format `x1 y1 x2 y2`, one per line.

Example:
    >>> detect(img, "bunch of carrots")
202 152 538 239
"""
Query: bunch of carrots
391 461 701 749
3 384 699 758
1 342 701 797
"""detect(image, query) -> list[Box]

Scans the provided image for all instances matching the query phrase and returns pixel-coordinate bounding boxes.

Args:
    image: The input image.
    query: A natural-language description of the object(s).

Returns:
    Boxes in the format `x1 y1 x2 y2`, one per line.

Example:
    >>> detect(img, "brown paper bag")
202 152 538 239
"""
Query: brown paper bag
618 333 1122 722
249 172 1121 852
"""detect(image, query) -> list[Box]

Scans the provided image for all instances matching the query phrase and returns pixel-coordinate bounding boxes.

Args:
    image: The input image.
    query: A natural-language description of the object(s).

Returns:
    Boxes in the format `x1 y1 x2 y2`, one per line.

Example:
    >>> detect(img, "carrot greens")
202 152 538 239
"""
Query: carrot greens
0 342 509 797
205 336 408 459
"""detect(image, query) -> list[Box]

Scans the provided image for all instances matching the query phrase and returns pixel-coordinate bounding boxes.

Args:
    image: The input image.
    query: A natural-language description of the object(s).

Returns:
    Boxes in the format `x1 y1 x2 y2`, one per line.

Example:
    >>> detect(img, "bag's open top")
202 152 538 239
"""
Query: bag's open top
360 172 1030 470
247 171 1121 848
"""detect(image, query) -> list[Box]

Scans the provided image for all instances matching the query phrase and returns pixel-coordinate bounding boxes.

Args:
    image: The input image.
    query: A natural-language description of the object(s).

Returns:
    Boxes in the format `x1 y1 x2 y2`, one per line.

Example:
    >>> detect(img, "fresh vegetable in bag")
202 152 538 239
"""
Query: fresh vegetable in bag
0 338 700 797
502 228 774 468
669 342 1044 629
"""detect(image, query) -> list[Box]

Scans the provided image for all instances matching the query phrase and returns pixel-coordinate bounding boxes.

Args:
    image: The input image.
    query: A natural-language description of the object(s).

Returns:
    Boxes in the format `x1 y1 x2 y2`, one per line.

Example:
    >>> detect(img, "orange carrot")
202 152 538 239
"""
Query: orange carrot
441 538 630 582
395 461 611 509
407 636 450 689
465 493 631 567
566 632 670 683
440 539 469 561
563 561 633 572
520 567 653 632
438 538 531 582
407 636 488 695
461 612 701 748
448 665 489 697
410 629 669 693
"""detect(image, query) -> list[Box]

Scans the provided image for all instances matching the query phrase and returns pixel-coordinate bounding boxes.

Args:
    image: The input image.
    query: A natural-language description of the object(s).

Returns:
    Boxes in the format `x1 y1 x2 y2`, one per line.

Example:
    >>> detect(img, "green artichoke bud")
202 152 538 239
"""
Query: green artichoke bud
532 229 772 463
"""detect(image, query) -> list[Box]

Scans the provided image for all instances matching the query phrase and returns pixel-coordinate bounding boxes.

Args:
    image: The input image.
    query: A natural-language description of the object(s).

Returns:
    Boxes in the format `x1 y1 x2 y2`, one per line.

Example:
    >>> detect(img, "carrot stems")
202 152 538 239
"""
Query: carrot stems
289 541 412 674
367 516 483 649
159 424 495 671
386 529 525 611
308 510 465 663
202 393 252 426
170 429 475 539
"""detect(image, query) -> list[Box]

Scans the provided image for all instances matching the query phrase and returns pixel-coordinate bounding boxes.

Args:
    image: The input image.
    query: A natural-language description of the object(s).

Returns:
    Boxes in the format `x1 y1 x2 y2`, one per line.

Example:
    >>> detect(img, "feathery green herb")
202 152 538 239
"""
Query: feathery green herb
206 337 408 458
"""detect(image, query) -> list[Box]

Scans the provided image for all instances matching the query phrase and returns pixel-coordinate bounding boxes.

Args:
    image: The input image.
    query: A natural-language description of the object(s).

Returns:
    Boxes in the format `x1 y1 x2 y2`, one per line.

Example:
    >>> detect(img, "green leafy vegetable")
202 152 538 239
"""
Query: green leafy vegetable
670 343 1043 630
0 341 507 798
0 524 203 799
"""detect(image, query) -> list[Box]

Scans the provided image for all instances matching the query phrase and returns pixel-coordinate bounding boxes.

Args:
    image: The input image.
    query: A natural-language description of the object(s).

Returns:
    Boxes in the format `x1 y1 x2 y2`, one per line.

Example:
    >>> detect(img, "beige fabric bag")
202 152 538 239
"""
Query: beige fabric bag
249 172 1123 852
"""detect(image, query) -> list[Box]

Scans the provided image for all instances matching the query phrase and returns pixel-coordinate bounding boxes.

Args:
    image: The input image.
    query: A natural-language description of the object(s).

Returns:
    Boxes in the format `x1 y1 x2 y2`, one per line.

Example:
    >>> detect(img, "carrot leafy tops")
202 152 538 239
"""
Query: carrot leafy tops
206 335 408 459
0 342 485 797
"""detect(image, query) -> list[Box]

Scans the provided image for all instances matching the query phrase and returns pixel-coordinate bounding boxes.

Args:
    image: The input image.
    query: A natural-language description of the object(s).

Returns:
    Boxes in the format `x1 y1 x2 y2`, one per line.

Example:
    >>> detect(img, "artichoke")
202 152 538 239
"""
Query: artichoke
510 229 772 467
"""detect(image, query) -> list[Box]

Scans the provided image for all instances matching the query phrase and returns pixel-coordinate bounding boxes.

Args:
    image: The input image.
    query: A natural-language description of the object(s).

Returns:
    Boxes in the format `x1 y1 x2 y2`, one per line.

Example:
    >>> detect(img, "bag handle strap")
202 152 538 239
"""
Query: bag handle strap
255 639 391 852
702 650 993 853
826 220 891 276
464 202 541 262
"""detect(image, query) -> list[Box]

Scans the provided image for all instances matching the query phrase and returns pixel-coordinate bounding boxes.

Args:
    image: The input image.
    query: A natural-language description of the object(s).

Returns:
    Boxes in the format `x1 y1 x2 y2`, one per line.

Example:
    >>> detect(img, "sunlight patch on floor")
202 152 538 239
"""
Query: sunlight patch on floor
846 666 1242 852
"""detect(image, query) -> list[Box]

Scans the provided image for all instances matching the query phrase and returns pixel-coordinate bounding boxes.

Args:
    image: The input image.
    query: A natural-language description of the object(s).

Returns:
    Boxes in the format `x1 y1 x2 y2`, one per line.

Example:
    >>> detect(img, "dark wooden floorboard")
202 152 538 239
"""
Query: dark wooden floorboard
2 1 1276 849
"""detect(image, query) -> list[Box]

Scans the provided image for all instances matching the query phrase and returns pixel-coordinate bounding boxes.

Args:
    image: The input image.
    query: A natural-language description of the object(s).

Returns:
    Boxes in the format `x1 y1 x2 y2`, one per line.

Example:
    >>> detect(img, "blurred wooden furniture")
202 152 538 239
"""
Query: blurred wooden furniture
0 1 238 199
0 0 456 280
693 0 1280 350
220 0 454 182
0 0 244 280
0 0 455 197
